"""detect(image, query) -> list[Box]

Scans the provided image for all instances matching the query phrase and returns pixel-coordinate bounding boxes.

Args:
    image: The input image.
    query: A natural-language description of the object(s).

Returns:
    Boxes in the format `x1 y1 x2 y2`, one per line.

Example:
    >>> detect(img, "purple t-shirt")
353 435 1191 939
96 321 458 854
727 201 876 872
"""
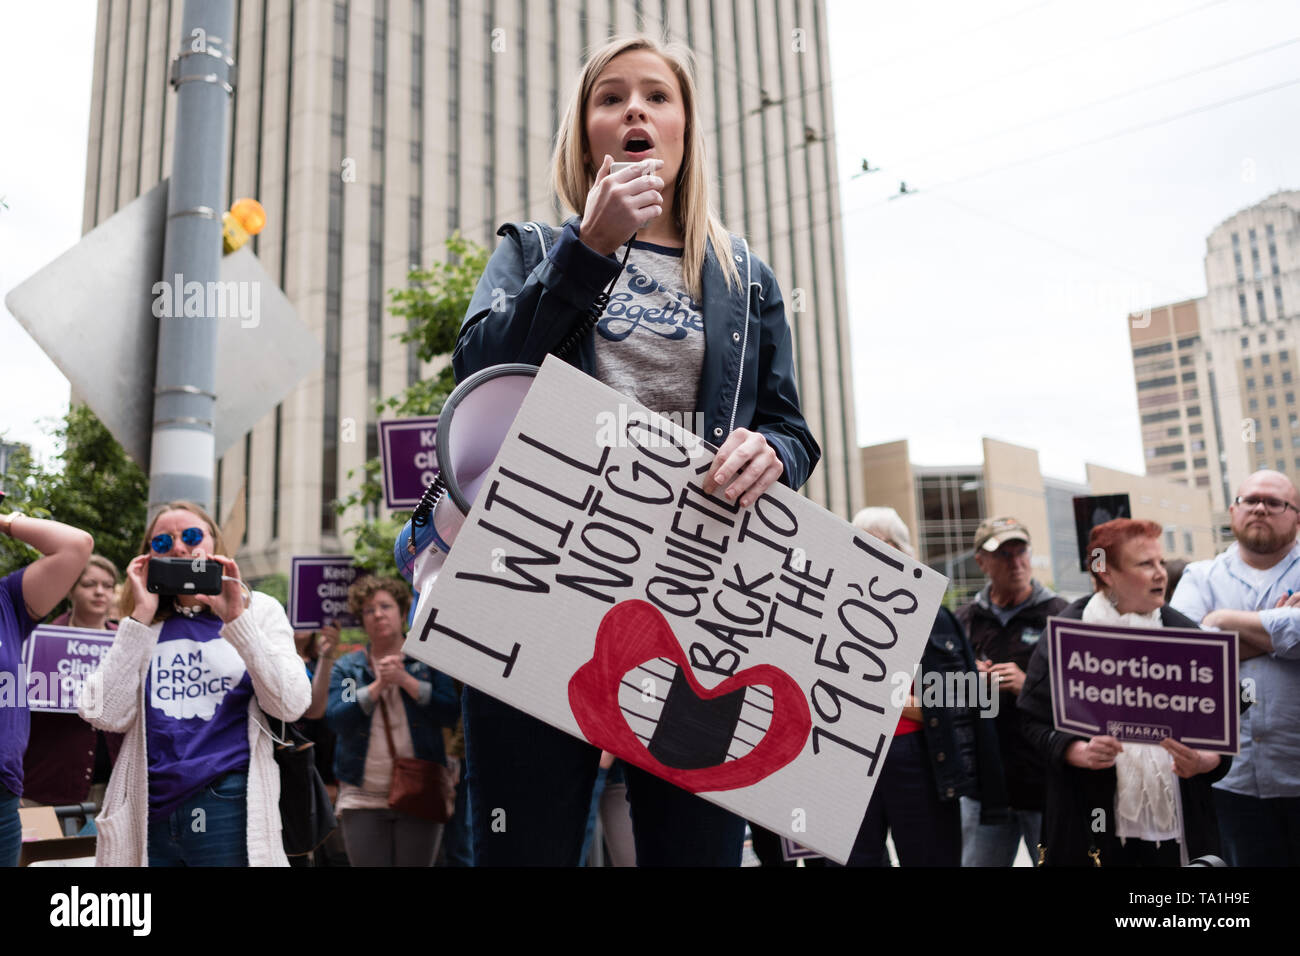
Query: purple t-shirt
145 613 253 819
0 568 36 795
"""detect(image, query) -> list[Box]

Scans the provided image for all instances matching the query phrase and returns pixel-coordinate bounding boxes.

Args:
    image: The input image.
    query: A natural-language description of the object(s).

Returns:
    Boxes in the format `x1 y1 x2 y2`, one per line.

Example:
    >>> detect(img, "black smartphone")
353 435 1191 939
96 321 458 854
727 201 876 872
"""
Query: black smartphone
147 556 223 596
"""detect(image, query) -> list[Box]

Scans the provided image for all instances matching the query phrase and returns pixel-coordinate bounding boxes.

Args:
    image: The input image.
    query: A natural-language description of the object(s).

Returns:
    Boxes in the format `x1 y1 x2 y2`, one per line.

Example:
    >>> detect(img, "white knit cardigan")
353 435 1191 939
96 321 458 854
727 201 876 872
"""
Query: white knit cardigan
78 591 311 867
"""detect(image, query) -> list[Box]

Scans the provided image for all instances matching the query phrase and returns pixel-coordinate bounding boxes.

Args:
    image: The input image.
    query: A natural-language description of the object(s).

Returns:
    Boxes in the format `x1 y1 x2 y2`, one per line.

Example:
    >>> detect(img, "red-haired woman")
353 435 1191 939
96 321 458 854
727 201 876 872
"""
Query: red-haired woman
1019 518 1229 865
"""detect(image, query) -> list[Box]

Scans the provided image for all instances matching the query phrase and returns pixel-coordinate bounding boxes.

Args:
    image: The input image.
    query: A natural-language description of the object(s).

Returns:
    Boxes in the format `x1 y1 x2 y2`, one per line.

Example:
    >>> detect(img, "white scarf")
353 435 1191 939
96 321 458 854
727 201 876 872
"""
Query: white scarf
1081 592 1182 847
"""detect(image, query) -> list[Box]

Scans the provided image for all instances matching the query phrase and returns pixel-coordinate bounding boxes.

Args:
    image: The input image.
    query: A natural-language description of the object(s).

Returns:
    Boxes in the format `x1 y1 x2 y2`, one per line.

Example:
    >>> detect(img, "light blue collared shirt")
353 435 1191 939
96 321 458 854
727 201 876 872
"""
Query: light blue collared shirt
1170 541 1300 798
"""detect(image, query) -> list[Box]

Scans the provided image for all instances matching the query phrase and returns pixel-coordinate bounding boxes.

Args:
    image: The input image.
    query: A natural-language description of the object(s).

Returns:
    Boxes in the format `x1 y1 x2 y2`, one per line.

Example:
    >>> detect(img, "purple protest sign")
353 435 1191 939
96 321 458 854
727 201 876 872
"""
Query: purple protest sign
1047 617 1239 754
22 625 116 713
289 556 361 629
378 416 440 510
780 836 825 862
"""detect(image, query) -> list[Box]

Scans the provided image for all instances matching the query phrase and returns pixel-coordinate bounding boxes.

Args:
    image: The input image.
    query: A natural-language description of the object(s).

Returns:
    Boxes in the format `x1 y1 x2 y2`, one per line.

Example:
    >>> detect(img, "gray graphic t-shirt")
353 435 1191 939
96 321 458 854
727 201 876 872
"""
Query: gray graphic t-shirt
594 240 704 423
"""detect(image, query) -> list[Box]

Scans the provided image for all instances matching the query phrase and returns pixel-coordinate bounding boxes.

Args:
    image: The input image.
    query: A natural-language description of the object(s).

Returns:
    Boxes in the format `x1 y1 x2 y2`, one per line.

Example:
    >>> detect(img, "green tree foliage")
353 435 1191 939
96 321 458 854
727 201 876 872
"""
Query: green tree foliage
0 406 149 582
335 233 490 571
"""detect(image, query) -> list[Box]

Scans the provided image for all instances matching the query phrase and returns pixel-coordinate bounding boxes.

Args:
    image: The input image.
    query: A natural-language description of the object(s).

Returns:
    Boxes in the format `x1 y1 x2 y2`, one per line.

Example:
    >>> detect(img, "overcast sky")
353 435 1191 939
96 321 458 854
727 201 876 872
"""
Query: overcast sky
3 0 1299 486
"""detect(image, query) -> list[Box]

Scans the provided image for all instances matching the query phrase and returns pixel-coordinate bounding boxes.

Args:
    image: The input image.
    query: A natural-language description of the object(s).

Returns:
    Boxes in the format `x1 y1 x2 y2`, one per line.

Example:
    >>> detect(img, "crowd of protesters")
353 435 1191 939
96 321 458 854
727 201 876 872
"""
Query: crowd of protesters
4 31 1297 869
4 468 1297 867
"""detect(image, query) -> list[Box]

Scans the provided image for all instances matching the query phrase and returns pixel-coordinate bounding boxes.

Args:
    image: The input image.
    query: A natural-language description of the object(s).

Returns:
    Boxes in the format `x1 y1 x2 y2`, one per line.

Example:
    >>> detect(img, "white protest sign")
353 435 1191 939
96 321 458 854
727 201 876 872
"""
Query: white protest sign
405 356 948 863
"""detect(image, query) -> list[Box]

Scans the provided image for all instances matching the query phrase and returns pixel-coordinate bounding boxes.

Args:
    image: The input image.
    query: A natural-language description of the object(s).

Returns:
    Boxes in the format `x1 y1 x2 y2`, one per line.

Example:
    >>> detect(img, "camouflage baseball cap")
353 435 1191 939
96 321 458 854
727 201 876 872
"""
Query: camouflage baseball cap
973 516 1031 553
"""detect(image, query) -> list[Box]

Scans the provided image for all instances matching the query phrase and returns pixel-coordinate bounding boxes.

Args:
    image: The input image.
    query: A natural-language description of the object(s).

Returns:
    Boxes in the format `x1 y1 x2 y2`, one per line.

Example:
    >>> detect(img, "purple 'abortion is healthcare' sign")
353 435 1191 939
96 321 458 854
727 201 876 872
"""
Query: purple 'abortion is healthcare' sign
22 625 116 713
378 416 440 510
288 556 361 630
1047 617 1239 754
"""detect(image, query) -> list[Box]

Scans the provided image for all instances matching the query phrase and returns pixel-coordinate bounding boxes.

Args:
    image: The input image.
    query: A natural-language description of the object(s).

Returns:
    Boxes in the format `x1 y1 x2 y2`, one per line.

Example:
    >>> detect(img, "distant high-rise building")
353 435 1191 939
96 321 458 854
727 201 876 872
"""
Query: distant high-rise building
1129 190 1300 526
83 0 862 577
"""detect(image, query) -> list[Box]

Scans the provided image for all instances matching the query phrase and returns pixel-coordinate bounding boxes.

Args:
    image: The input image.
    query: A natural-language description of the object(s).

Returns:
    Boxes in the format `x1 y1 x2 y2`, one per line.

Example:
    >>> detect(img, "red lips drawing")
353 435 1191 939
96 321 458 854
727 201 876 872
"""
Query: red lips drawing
568 599 811 792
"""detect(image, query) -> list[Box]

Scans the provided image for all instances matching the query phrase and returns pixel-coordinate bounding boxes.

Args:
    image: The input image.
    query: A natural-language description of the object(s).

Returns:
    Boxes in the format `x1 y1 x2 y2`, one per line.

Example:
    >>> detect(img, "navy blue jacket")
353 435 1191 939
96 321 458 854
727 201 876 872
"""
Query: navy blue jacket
452 218 821 492
918 607 1010 822
325 650 460 786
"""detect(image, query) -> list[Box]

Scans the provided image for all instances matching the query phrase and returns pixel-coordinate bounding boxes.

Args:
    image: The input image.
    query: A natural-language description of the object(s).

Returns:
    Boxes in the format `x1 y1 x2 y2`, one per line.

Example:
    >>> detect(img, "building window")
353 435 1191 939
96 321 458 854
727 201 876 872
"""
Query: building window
1133 342 1173 358
1247 377 1256 389
1287 393 1296 406
1178 336 1200 348
1265 375 1275 387
1241 335 1250 348
1269 394 1277 408
1167 426 1182 437
1261 332 1269 344
1286 370 1294 384
1193 457 1207 469
1183 532 1193 554
1180 371 1196 382
1263 353 1272 365
1187 405 1201 416
1189 423 1203 434
1141 409 1181 424
1274 437 1283 450
1270 417 1280 430
1244 356 1253 368
1138 376 1178 391
1249 398 1259 411
1165 530 1175 551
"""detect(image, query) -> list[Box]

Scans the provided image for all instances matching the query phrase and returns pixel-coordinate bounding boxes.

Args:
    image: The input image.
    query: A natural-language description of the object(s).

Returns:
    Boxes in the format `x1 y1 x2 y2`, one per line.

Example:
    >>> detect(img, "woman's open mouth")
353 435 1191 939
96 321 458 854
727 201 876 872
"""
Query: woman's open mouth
622 129 655 158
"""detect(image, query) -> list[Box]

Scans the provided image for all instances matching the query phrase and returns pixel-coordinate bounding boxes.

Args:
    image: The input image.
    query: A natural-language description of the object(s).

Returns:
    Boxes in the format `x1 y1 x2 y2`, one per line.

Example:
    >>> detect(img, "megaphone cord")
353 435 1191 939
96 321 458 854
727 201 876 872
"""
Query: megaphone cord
552 236 635 360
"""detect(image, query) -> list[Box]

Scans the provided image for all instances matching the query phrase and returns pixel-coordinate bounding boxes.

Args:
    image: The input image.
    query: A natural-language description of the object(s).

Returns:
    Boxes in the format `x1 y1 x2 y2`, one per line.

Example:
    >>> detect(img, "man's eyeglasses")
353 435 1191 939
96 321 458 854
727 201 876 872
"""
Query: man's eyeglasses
1233 495 1300 515
151 527 206 553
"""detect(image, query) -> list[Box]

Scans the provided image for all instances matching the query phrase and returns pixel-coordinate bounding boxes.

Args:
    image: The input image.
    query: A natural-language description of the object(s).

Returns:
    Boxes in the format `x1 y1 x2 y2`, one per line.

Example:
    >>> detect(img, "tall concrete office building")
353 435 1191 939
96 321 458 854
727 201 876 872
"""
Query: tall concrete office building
83 0 862 576
1129 190 1300 526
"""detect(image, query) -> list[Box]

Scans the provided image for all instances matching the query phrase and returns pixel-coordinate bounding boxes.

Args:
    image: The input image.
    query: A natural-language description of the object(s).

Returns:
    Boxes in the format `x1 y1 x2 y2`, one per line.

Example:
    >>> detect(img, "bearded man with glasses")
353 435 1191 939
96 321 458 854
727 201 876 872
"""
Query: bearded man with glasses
1170 469 1300 866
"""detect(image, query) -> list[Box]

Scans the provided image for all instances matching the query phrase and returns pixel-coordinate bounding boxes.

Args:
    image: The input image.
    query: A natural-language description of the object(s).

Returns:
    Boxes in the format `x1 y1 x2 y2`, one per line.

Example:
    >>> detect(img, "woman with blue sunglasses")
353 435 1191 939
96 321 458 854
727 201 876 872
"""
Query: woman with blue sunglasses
79 500 310 866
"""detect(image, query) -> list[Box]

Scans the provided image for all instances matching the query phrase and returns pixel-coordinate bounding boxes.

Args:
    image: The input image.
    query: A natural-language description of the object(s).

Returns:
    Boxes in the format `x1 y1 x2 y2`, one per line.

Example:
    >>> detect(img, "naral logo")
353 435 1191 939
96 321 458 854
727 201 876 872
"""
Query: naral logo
1106 720 1171 742
49 886 151 936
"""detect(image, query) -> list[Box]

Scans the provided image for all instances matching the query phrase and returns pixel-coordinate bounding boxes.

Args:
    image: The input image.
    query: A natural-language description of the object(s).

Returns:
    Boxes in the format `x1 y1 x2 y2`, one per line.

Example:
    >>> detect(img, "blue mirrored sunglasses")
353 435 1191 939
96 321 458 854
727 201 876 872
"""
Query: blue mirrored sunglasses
151 527 206 553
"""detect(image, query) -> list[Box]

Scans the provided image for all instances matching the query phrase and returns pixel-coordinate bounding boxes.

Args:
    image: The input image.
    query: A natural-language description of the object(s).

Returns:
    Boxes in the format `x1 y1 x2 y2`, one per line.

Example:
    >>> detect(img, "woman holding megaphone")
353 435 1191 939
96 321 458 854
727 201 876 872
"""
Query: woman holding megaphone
448 35 820 866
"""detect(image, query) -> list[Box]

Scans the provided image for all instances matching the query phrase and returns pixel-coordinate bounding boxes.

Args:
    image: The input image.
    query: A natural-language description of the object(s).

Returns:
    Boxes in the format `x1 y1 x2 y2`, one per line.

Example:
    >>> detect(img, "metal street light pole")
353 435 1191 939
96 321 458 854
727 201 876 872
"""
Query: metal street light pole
148 0 236 513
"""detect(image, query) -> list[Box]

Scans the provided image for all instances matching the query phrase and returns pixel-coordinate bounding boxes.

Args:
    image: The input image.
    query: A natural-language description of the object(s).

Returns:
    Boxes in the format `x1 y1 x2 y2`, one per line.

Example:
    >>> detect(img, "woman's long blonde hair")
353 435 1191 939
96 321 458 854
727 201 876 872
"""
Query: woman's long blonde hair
119 500 227 623
552 34 741 299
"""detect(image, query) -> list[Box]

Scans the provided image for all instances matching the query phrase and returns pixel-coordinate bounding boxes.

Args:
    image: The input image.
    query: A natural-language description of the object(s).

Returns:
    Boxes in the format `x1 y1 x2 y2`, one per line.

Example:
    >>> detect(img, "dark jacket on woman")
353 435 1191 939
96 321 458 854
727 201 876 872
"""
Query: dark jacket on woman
1017 596 1231 866
452 218 821 493
325 650 460 786
918 607 1010 821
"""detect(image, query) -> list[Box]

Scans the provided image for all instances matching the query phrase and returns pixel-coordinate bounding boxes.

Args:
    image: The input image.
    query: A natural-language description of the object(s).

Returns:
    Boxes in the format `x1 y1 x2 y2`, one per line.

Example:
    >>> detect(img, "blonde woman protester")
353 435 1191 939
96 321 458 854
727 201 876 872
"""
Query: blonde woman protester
79 502 309 866
454 35 819 866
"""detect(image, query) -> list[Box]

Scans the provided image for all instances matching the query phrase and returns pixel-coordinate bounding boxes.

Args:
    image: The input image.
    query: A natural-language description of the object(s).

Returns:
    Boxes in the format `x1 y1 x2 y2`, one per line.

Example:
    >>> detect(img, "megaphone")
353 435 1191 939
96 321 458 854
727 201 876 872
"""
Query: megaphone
396 363 538 589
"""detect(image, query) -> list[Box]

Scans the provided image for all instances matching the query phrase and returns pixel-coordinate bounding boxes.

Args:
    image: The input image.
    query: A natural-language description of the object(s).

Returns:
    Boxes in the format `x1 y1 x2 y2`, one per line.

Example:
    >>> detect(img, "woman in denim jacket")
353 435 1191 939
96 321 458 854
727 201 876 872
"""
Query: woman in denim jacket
326 576 459 866
451 35 819 866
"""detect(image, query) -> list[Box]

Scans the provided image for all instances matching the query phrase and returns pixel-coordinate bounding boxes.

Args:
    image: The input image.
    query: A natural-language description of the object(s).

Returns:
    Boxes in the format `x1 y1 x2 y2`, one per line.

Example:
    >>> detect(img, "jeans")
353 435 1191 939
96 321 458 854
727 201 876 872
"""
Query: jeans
960 796 1041 866
147 771 249 867
848 732 961 867
1212 788 1300 867
463 687 745 866
0 784 20 867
